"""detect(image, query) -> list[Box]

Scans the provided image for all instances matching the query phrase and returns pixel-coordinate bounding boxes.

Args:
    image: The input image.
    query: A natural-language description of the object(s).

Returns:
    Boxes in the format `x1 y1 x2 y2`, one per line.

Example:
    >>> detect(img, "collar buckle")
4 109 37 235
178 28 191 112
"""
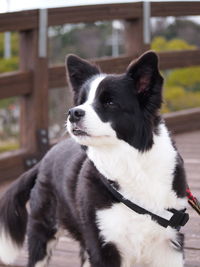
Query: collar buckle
168 209 189 229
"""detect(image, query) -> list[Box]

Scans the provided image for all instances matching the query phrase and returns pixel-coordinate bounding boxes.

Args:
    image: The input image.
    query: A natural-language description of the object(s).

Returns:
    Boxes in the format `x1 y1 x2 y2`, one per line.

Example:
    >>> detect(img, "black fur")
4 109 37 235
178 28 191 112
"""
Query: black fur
27 139 121 267
171 232 184 252
66 54 100 105
0 164 39 247
173 154 187 198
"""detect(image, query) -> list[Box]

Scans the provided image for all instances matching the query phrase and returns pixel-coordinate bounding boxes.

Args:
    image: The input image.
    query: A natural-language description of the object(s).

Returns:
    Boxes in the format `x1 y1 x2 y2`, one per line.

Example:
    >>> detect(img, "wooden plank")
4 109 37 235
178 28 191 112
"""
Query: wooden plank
2 50 200 94
151 1 200 17
159 50 200 69
48 56 133 88
0 3 141 32
0 71 32 99
19 30 49 154
0 10 38 32
49 65 67 89
164 107 200 134
94 50 200 71
48 3 141 25
1 2 200 32
95 55 133 73
0 149 26 182
175 130 200 267
49 49 200 88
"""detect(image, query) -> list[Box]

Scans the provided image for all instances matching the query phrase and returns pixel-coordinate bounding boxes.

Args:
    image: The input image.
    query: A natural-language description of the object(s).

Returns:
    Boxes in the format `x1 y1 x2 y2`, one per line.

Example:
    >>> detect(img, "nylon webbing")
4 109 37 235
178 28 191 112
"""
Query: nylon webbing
100 176 189 230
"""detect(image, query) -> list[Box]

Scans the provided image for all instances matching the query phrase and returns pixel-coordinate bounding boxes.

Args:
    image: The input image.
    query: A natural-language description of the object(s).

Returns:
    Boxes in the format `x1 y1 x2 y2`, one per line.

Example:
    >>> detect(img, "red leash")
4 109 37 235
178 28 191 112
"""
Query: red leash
186 187 200 215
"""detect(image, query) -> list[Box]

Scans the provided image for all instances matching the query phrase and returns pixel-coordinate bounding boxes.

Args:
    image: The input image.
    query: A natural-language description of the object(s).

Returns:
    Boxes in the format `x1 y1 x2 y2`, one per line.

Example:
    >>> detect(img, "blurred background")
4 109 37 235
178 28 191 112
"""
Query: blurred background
0 2 200 266
0 0 200 153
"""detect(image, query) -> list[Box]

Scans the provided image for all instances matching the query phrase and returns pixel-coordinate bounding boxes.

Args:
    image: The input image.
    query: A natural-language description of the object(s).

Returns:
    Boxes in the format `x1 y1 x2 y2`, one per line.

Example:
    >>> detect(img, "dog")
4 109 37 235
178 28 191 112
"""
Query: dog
0 51 188 267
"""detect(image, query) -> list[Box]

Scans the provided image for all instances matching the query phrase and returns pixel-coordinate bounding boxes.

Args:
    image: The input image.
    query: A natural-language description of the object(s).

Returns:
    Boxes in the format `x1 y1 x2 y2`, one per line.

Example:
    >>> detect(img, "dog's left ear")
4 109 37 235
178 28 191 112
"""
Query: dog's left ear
66 54 100 94
127 51 163 109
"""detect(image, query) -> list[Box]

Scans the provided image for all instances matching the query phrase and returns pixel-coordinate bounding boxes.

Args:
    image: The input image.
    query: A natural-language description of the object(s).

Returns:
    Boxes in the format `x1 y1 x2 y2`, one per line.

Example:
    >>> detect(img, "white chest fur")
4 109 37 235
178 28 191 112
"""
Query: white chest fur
88 124 186 211
87 124 187 266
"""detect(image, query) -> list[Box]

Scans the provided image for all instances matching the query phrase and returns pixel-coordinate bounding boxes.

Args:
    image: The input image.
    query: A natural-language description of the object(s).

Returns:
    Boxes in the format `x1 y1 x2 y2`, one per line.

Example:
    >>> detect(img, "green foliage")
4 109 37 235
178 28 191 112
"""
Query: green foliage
151 36 196 51
167 39 196 51
163 86 200 112
0 32 19 73
0 56 19 73
0 97 16 109
0 33 19 114
151 36 168 52
0 141 19 153
166 67 200 92
151 36 200 112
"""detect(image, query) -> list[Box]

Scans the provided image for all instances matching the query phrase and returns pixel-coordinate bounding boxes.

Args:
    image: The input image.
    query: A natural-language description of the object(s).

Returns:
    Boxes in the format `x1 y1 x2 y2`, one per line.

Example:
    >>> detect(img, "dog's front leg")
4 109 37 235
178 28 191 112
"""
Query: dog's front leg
84 241 121 267
80 214 121 267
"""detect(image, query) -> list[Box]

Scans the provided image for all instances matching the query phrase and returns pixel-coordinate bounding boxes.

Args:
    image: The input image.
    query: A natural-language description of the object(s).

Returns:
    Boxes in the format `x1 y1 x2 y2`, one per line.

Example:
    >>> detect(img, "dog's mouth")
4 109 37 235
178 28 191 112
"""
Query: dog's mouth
72 126 89 137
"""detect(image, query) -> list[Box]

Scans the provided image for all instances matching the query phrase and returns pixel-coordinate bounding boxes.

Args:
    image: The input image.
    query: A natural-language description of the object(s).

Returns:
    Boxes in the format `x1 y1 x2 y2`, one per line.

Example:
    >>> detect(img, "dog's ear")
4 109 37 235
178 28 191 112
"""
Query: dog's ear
126 51 163 109
66 54 100 94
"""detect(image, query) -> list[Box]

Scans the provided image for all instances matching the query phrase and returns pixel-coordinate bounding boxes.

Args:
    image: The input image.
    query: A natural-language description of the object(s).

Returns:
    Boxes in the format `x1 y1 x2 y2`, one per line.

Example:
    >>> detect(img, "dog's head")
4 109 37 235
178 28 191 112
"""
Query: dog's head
66 51 163 151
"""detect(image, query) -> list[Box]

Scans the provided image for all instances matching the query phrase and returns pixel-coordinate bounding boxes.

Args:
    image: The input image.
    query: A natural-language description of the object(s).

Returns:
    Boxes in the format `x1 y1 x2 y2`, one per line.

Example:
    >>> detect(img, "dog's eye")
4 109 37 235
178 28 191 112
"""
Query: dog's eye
100 92 118 108
104 100 115 107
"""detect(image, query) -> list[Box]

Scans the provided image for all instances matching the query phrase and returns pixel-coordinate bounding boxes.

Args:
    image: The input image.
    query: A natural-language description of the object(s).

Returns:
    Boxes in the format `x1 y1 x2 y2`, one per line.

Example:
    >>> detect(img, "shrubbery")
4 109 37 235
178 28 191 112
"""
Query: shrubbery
163 86 200 112
0 56 19 73
0 141 19 153
0 32 19 72
151 36 200 112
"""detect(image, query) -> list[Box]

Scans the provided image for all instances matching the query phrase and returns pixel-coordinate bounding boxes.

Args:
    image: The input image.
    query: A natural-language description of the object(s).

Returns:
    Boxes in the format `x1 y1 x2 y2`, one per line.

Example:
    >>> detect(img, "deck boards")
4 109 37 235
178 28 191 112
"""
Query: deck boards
174 131 200 267
0 130 199 267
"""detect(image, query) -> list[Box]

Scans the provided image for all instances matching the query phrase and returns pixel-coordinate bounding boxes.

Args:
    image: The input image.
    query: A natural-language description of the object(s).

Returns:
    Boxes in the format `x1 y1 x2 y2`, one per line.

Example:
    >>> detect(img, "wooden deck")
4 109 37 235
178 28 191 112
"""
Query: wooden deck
0 130 199 267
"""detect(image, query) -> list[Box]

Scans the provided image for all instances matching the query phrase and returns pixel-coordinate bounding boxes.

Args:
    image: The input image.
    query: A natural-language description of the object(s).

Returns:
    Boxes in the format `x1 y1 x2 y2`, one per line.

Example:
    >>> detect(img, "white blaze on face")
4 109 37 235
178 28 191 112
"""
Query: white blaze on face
87 75 105 104
67 75 117 146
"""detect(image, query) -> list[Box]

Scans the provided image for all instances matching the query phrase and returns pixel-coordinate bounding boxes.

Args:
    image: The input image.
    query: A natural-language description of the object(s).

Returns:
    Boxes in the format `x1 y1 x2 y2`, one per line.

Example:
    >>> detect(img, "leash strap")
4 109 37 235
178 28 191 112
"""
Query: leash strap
100 176 189 230
186 187 200 215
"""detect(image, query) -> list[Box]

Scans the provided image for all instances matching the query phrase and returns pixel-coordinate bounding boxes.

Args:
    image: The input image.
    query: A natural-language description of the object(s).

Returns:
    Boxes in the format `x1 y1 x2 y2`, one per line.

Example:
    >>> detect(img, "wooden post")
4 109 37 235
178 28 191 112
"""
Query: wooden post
19 28 49 159
124 18 151 57
124 2 151 56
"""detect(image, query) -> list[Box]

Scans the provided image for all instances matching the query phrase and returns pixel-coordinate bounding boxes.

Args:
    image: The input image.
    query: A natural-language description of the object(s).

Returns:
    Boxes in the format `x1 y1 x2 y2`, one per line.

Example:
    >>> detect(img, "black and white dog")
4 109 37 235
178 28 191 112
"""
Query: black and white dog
0 51 188 267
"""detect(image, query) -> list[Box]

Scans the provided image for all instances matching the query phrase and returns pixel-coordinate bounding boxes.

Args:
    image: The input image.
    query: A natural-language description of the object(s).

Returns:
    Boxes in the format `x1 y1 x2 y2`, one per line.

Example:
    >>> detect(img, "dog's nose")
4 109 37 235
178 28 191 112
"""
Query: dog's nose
68 108 85 123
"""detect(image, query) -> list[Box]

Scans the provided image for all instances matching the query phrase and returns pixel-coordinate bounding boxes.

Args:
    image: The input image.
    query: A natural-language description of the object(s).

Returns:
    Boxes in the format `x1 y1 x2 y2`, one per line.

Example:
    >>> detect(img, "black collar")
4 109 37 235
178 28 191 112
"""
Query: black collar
100 176 189 230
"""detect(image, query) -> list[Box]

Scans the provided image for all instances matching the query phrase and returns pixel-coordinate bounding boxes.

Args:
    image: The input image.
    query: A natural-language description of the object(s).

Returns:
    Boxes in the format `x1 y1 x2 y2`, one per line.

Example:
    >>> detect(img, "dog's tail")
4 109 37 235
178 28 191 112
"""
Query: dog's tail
0 163 40 264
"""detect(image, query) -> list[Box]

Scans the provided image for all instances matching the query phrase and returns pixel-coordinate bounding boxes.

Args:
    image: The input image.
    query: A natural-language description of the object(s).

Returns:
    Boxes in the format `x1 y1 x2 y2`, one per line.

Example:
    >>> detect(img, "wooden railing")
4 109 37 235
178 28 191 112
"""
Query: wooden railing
0 1 200 182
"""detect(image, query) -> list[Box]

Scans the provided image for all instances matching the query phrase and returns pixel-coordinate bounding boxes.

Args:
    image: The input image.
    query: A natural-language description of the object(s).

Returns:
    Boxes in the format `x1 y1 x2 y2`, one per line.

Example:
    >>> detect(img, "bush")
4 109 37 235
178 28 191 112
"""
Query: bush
162 86 200 112
152 36 200 112
0 141 19 153
166 67 200 92
0 57 19 73
151 36 196 52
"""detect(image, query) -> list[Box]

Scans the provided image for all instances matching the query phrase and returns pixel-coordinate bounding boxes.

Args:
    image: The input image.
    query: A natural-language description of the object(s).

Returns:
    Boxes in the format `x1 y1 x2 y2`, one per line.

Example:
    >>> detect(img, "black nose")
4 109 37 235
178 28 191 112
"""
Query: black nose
68 108 85 123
